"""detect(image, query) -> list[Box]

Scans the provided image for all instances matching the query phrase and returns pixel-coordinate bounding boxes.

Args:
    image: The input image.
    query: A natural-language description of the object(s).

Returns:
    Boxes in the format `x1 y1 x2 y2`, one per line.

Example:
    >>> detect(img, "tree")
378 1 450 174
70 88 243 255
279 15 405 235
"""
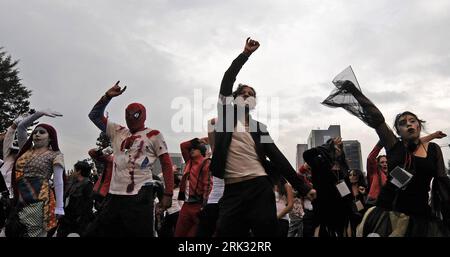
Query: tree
91 132 111 177
96 131 111 149
0 47 32 132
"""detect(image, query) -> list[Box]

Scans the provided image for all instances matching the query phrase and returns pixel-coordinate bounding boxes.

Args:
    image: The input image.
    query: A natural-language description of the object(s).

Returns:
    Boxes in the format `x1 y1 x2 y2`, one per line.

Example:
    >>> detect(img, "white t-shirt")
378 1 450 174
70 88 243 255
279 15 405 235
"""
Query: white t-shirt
106 121 168 195
207 176 225 204
224 121 266 181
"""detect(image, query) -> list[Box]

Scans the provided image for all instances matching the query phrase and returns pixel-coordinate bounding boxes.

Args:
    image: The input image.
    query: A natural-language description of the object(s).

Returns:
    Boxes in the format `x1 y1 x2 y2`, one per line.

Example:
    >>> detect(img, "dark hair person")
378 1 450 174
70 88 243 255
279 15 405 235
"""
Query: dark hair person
344 169 367 236
9 124 65 237
303 137 354 237
211 37 315 237
322 67 450 237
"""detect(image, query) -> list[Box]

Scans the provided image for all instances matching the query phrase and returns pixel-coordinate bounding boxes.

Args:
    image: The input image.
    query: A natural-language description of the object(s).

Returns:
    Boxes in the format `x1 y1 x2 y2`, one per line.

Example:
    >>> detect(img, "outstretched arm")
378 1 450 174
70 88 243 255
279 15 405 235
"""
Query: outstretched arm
277 183 294 219
180 139 195 163
367 141 383 186
341 81 397 150
421 131 447 144
16 109 63 149
88 81 126 132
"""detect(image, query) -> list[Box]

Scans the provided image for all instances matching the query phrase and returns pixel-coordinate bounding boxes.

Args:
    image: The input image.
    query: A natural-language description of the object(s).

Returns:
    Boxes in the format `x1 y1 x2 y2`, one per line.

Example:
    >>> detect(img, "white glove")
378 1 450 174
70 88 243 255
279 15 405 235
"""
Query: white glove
55 207 65 215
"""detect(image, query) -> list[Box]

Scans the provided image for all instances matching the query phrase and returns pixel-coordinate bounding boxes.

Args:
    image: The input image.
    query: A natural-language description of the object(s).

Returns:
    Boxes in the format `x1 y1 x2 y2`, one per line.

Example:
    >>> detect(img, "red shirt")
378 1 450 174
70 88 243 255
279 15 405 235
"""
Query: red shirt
367 144 387 200
178 140 212 203
89 149 113 197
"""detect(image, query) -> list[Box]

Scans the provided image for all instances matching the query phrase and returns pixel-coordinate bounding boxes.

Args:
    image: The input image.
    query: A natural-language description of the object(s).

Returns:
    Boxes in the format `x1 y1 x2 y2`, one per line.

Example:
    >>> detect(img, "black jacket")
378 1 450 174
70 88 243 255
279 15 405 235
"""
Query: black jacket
210 53 311 196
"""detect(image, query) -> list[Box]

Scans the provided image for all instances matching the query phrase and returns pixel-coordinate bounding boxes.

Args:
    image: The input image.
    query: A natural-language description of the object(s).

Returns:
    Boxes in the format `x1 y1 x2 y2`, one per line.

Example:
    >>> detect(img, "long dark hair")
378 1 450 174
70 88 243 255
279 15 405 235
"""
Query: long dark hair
325 138 350 173
16 123 60 159
11 123 61 203
345 169 367 188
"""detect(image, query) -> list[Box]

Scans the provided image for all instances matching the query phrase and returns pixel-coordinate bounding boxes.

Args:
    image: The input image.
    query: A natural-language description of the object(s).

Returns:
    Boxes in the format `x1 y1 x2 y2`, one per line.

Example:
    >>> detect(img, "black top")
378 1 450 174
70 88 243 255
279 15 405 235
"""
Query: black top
377 141 441 217
323 79 450 219
210 53 311 196
303 141 353 234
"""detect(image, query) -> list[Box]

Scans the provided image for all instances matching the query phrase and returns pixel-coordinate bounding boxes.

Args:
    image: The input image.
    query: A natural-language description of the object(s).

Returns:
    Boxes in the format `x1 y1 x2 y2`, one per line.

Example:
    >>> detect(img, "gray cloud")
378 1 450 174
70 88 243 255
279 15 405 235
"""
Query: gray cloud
1 0 450 168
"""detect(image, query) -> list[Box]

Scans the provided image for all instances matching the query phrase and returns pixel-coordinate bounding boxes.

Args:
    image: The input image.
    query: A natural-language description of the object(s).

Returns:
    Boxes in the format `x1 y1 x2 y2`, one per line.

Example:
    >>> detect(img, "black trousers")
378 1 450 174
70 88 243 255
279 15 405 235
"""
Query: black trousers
302 209 316 237
196 203 220 237
277 219 289 237
83 194 154 237
158 211 179 238
216 176 277 237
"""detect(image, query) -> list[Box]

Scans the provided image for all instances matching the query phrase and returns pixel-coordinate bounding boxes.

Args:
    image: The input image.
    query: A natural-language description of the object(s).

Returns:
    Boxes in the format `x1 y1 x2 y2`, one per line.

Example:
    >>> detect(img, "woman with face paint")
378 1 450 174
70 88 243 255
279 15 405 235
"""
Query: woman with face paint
211 38 316 237
322 75 450 237
7 123 65 237
366 131 446 208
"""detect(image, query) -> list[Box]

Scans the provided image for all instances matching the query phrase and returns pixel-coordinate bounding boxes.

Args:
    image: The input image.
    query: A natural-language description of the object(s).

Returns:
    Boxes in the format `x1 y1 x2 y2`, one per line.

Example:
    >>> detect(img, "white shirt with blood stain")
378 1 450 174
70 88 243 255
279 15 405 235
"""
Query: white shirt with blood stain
106 121 168 195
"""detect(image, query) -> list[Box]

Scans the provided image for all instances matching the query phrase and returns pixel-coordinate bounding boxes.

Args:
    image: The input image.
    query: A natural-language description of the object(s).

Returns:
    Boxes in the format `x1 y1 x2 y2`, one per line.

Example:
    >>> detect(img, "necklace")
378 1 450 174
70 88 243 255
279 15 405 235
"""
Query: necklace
30 147 49 158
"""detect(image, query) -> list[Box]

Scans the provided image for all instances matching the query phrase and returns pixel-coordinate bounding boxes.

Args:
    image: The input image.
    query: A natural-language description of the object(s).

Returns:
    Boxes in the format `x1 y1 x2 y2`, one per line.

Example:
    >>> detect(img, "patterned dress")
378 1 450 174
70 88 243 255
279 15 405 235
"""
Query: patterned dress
15 149 64 237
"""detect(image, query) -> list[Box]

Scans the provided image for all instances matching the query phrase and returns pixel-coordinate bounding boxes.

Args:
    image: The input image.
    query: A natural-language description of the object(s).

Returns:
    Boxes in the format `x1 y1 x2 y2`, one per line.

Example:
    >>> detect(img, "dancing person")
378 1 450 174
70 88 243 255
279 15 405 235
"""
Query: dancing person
211 38 315 237
86 81 173 237
175 138 212 237
322 69 450 236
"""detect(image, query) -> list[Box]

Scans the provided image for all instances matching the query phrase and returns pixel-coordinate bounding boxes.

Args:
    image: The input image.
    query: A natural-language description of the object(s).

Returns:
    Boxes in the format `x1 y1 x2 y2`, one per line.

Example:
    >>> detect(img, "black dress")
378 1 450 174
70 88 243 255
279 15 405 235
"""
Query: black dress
322 77 450 237
303 142 353 237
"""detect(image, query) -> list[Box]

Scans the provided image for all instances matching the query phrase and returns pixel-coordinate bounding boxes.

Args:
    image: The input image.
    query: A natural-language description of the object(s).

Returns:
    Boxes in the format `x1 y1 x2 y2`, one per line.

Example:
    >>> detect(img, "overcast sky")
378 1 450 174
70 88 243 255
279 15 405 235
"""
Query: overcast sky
1 0 449 170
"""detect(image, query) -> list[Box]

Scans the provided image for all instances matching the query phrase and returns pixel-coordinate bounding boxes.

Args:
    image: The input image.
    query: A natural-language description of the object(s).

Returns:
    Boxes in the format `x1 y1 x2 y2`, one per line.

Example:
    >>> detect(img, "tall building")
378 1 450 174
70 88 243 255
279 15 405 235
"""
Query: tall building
303 125 362 172
296 144 308 171
343 140 363 171
307 125 341 148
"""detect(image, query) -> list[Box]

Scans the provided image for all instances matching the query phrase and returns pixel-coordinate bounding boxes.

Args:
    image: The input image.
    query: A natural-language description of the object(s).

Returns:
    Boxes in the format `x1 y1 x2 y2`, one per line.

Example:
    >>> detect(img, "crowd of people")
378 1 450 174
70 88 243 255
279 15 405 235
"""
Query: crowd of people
0 38 449 237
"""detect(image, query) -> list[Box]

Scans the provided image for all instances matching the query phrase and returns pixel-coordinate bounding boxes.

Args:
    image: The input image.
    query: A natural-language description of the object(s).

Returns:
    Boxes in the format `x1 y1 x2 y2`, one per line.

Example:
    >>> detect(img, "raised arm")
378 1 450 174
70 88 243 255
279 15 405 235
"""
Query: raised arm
2 126 16 159
421 131 447 144
367 141 383 186
277 183 294 219
88 81 126 132
180 139 195 163
219 38 259 97
16 109 62 149
341 81 397 150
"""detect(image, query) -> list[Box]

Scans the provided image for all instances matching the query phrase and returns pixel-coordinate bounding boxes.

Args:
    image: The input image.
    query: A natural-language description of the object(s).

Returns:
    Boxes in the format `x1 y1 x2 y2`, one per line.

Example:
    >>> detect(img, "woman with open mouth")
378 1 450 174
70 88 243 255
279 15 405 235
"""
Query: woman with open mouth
322 69 450 237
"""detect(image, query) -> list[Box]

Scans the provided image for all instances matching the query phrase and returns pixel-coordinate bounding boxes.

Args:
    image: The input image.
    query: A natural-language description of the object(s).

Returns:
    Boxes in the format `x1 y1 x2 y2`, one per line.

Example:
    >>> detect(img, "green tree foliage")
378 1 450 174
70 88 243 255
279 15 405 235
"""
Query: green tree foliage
0 47 32 132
